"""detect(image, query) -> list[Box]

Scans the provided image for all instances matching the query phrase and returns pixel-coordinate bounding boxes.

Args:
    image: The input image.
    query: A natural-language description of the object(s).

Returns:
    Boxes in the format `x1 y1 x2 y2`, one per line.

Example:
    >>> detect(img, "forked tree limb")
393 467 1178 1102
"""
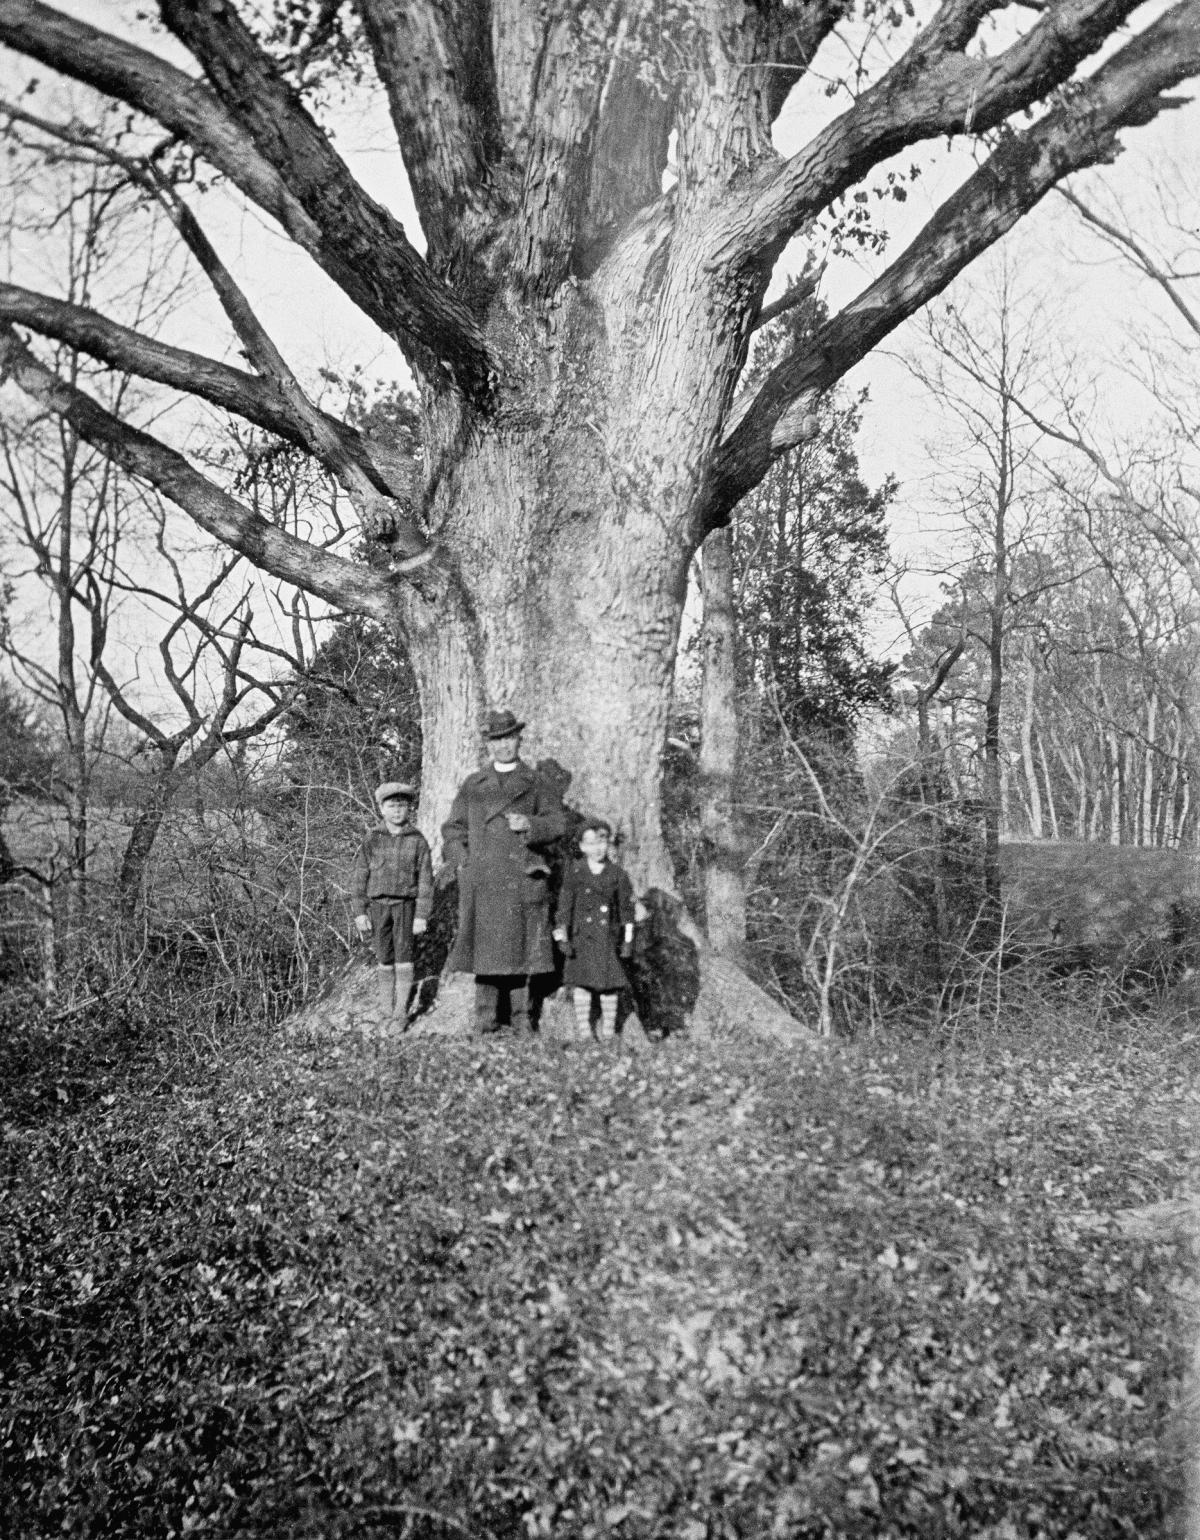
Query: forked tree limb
0 95 424 520
0 324 410 617
729 0 1154 264
705 4 1200 530
1057 185 1200 341
156 0 492 392
0 284 382 485
0 0 494 396
764 0 854 123
356 0 499 255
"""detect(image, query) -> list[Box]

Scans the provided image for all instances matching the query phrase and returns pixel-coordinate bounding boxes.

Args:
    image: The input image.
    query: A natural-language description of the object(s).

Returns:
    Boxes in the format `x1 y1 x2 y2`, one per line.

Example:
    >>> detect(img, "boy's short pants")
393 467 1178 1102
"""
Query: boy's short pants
368 897 416 965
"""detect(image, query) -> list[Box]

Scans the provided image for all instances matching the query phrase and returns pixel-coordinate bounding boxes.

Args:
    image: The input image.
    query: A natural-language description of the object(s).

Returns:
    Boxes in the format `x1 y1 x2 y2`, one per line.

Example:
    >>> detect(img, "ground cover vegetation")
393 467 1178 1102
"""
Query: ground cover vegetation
2 999 1196 1539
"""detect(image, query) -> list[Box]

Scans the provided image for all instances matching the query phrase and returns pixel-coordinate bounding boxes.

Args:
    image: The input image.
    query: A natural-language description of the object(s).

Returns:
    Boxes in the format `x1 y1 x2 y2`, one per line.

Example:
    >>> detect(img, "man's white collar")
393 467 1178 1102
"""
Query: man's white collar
493 759 518 773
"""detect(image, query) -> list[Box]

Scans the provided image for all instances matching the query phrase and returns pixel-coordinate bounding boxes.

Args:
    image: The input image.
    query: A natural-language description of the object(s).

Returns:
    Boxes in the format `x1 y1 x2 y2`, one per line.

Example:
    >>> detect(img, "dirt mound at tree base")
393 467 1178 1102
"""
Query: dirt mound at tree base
285 948 817 1045
285 960 657 1046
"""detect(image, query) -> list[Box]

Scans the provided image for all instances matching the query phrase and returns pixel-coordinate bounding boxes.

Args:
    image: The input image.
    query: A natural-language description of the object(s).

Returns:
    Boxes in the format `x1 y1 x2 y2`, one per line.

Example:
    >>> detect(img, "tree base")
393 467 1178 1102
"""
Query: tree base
284 943 815 1048
690 947 819 1044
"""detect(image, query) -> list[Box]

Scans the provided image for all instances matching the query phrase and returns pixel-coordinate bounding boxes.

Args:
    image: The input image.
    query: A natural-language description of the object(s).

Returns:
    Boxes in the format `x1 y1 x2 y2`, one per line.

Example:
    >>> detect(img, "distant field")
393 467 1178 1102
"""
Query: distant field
1001 841 1200 957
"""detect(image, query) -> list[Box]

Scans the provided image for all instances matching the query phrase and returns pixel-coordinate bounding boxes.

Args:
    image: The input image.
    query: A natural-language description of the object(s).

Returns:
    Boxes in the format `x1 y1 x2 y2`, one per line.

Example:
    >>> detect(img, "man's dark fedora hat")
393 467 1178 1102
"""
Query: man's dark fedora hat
484 709 525 739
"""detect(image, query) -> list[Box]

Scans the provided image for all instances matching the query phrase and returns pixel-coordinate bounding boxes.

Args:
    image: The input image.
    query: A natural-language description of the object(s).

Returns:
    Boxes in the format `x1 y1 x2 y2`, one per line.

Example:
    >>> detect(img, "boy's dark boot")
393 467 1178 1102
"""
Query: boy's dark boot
473 979 500 1034
510 983 532 1034
391 964 414 1029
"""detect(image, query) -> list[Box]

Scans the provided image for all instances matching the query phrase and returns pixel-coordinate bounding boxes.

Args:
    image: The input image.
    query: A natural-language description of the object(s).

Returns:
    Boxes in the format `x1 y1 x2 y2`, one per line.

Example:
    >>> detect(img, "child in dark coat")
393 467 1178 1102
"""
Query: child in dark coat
352 781 433 1030
553 819 635 1040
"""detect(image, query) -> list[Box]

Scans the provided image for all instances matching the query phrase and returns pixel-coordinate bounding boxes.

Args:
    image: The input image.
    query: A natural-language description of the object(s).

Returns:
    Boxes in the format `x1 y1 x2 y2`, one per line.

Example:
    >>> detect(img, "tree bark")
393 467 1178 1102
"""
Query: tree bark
1019 638 1043 839
698 526 747 957
1142 691 1158 846
914 638 965 979
982 401 1009 923
1037 729 1059 841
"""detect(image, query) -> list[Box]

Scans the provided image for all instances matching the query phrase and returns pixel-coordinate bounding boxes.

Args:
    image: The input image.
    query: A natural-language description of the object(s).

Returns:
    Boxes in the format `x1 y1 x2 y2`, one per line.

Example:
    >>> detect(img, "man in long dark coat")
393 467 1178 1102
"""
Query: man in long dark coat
441 710 566 1033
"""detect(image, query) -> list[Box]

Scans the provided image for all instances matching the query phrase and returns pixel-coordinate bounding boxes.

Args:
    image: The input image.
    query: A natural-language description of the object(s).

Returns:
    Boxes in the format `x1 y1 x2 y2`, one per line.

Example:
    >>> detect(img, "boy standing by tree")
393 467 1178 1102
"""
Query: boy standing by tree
554 819 635 1040
352 781 432 1031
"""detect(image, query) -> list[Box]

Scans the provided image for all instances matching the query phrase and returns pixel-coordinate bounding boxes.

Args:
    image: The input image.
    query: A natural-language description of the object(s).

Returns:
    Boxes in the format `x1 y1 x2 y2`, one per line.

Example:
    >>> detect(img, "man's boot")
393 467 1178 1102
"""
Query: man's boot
392 964 414 1028
510 982 532 1034
474 979 500 1035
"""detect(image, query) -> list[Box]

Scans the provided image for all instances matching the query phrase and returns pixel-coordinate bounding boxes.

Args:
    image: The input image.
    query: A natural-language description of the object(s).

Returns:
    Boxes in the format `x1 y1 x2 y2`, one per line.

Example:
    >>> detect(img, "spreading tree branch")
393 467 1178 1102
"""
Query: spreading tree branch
1057 184 1200 341
1 98 430 550
157 0 491 392
725 0 1159 265
0 0 494 397
0 282 373 476
356 0 499 255
0 324 410 617
765 0 855 123
704 1 1200 530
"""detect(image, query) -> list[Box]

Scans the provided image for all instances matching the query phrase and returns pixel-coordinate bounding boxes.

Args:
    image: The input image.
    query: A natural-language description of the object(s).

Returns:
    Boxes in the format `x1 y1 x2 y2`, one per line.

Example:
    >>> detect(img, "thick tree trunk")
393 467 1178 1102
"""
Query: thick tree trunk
401 267 741 900
4 0 1199 1047
402 516 684 895
387 271 807 1038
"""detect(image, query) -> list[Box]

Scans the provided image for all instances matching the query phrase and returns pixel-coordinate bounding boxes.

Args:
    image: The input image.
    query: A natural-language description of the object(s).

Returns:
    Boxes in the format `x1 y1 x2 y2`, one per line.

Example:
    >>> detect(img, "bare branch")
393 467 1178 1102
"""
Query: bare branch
512 5 625 291
1016 396 1200 595
0 281 368 469
356 0 498 254
751 259 827 334
704 3 1200 530
1 99 429 550
728 0 1168 264
0 323 415 618
157 0 491 392
0 1 316 246
765 0 854 123
1057 185 1200 342
0 0 495 396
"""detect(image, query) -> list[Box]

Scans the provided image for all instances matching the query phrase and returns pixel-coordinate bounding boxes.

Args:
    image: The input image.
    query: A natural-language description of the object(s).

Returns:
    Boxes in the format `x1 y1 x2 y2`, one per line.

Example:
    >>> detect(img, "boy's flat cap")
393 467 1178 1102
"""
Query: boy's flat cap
374 780 416 806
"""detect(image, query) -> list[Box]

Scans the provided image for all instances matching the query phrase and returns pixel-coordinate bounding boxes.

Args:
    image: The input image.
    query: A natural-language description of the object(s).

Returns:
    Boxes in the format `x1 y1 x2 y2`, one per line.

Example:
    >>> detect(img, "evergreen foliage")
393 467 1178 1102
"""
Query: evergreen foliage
733 295 896 745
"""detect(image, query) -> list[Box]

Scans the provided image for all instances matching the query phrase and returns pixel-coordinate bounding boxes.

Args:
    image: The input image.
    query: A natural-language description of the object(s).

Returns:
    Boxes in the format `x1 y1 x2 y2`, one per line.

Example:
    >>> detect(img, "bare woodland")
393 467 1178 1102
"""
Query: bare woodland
1 1 1200 1029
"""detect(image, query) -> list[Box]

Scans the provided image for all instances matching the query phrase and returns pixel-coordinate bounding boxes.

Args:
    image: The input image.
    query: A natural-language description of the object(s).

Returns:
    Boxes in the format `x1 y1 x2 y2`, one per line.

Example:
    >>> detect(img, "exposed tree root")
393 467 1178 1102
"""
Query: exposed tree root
286 942 816 1048
284 886 816 1046
690 947 819 1045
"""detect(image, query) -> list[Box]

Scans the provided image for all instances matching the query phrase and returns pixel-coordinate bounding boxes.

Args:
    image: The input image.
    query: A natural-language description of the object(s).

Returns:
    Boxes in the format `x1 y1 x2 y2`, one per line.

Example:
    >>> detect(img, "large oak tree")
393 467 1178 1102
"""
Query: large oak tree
1 0 1198 1023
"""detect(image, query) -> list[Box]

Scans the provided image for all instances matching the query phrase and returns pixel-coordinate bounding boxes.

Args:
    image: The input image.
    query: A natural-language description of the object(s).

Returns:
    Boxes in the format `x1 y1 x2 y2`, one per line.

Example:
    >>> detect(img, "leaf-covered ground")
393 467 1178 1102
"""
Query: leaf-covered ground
1 1002 1197 1539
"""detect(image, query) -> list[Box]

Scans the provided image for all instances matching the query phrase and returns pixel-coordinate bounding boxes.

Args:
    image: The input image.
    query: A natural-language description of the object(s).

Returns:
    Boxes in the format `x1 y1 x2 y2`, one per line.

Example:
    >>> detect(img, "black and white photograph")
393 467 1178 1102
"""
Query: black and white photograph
1 2 1198 1535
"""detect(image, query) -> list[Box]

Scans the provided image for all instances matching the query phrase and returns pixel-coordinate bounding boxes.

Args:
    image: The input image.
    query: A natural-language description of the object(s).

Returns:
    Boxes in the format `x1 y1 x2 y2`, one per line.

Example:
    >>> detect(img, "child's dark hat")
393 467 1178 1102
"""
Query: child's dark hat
375 780 416 807
484 709 525 739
